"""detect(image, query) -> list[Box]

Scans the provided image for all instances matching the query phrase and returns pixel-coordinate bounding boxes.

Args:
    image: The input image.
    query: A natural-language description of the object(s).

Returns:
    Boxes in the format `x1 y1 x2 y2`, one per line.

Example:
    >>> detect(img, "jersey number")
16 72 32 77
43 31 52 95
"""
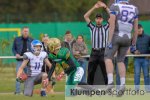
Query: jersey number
35 62 40 70
120 10 136 24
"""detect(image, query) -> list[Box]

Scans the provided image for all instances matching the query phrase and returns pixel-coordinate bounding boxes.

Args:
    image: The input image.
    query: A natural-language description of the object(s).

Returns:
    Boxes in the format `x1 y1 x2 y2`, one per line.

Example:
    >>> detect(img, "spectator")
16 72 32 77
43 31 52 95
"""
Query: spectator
84 1 109 85
73 35 88 83
133 24 150 92
12 26 33 95
61 31 76 52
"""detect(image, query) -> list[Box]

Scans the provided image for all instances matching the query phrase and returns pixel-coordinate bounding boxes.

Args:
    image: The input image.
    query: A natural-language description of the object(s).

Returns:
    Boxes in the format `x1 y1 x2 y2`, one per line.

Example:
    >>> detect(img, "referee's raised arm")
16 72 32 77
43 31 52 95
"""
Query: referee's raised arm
84 1 110 24
84 1 100 24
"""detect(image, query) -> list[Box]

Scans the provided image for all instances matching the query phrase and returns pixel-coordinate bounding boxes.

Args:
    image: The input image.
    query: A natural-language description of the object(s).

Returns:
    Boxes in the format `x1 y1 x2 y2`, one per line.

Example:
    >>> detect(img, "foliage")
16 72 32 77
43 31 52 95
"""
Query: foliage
0 0 109 23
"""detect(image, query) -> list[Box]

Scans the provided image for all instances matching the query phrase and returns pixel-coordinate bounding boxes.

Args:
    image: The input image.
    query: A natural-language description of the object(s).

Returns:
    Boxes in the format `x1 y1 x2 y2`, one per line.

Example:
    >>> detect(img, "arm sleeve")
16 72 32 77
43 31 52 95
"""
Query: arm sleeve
48 61 56 81
134 7 139 19
103 22 109 30
64 57 77 75
57 48 71 60
110 4 119 15
23 53 29 60
44 52 48 60
87 22 95 31
80 43 88 55
12 38 17 55
72 43 76 55
65 51 70 60
72 43 80 55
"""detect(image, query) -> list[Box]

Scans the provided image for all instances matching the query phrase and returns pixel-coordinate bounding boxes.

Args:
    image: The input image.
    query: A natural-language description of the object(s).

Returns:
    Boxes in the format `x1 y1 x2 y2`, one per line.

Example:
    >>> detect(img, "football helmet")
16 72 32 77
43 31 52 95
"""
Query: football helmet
47 38 61 53
31 40 43 54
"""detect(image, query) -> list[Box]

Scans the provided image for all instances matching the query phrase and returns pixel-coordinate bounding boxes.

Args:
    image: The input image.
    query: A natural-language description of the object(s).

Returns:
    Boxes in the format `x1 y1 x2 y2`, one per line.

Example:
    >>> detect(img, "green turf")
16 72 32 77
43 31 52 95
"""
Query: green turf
65 94 150 100
0 67 65 92
0 67 65 100
0 94 64 100
0 66 146 100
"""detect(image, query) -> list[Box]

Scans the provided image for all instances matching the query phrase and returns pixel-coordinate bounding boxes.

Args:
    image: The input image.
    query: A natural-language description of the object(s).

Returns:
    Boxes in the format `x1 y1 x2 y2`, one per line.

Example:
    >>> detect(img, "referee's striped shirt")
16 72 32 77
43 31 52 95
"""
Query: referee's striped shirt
88 22 109 49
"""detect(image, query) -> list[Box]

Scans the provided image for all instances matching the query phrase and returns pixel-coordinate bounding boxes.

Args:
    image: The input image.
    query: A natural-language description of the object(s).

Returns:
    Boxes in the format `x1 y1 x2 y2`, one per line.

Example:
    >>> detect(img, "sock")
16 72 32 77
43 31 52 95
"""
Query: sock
41 88 46 91
120 77 125 86
107 73 113 84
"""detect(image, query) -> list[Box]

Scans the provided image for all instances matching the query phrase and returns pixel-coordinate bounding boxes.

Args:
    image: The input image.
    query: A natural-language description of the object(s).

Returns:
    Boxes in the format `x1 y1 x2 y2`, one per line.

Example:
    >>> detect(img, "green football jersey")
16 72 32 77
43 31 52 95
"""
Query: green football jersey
48 47 80 74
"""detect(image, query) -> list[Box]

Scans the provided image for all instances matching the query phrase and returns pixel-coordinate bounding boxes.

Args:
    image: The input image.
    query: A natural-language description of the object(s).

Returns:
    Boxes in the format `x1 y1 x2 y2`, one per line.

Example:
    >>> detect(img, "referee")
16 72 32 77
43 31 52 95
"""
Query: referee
84 1 109 85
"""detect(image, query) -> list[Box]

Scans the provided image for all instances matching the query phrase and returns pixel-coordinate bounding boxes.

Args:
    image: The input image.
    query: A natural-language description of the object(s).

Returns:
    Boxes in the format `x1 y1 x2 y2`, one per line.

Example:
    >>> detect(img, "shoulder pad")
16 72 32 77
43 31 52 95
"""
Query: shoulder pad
57 48 70 60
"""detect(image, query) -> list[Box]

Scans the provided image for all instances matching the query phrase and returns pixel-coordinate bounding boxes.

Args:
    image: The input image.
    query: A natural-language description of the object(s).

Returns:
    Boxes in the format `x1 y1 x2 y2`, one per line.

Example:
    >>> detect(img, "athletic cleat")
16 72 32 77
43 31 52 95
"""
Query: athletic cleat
40 90 47 97
116 85 126 97
106 82 115 95
14 92 21 95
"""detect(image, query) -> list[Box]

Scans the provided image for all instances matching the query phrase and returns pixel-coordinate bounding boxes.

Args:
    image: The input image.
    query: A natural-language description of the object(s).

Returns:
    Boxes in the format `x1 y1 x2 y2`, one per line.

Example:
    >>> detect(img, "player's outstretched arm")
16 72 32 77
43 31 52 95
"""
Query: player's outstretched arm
132 18 138 45
44 58 52 69
16 60 29 78
108 14 116 43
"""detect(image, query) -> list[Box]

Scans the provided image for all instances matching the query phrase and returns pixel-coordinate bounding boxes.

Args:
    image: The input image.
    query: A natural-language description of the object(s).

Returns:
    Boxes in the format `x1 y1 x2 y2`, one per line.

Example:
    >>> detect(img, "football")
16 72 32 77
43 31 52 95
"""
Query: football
19 73 28 81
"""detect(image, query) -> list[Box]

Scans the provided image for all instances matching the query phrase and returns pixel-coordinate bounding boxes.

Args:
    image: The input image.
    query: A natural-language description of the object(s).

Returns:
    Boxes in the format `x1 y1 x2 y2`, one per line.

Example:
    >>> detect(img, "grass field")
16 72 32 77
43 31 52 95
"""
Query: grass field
0 64 146 100
0 94 64 100
0 66 65 100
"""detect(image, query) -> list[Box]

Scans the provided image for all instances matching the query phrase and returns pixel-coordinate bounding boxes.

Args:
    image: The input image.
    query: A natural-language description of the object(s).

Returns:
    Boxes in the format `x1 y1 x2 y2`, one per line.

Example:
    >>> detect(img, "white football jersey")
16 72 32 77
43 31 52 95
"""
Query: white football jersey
23 51 48 76
110 3 139 38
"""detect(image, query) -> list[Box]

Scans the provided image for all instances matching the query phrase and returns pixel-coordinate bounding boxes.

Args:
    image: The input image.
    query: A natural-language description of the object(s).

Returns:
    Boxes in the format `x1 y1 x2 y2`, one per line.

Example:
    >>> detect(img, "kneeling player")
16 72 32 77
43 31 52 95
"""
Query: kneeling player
16 40 52 97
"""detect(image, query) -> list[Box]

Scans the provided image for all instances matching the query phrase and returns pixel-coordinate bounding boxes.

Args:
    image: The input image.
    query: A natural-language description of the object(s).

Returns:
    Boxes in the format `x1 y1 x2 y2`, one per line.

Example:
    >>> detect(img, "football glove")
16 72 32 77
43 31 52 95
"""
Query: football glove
130 45 136 54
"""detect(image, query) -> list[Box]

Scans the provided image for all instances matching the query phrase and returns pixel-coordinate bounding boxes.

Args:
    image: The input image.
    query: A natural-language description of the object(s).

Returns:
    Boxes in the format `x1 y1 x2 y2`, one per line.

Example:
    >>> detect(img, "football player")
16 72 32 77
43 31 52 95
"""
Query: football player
46 38 97 96
16 40 52 97
104 0 138 96
47 38 84 85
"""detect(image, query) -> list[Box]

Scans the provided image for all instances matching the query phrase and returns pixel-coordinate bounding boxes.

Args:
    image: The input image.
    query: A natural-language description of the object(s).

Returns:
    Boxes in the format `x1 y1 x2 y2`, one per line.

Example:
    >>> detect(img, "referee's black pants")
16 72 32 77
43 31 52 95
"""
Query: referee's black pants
87 48 108 85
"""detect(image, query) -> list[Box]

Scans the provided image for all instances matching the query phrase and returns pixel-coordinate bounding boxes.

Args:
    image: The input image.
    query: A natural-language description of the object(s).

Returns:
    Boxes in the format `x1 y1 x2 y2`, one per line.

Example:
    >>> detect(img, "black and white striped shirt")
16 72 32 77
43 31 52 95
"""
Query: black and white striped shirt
88 22 109 49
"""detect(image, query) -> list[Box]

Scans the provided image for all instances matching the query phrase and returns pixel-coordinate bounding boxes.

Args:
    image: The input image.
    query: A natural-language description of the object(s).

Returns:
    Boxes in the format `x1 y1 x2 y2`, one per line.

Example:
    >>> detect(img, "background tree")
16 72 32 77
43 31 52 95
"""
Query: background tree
0 0 109 23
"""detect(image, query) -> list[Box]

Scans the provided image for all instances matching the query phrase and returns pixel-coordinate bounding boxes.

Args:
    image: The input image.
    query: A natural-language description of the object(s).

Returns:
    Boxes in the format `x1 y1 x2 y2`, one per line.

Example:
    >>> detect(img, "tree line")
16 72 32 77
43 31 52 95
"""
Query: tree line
0 0 109 23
